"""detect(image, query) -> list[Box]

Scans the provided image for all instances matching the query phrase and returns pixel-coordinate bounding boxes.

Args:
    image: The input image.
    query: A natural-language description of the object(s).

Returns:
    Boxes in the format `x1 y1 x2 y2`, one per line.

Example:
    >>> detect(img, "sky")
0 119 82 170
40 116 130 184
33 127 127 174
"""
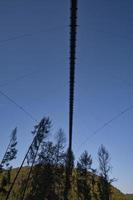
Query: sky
0 0 133 194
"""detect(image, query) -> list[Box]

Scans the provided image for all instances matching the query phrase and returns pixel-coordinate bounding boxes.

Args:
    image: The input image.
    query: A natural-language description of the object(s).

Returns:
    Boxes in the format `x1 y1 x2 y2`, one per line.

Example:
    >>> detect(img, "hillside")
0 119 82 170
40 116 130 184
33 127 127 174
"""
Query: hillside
125 194 133 200
0 166 132 200
110 186 133 200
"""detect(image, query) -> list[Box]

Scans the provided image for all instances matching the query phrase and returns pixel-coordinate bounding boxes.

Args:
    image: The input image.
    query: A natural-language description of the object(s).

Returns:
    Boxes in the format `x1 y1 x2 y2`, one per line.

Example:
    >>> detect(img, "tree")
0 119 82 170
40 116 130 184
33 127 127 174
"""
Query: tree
76 150 92 200
0 127 17 170
27 130 66 200
54 129 66 198
54 129 66 166
25 141 56 200
98 145 112 200
19 117 52 200
0 128 18 199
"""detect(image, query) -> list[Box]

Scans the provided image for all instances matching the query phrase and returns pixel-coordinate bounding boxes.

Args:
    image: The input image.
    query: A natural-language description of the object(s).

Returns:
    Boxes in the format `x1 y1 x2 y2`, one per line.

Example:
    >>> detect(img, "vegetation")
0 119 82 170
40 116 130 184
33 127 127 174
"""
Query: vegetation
0 128 17 199
0 119 132 200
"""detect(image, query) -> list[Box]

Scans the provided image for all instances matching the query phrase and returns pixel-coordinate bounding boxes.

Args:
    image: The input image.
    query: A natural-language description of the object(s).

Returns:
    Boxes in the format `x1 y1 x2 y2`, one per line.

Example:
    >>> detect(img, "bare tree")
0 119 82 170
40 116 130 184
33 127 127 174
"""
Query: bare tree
98 145 112 200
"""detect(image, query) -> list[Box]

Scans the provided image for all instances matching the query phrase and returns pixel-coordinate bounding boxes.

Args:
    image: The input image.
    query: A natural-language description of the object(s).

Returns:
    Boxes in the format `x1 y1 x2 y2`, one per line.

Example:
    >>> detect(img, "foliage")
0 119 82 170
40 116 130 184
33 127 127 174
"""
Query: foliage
0 124 132 200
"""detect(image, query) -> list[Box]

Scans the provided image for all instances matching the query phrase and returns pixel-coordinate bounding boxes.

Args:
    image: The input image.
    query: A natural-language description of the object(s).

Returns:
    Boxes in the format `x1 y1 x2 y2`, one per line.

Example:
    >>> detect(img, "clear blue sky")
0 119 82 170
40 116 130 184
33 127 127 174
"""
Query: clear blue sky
0 0 133 194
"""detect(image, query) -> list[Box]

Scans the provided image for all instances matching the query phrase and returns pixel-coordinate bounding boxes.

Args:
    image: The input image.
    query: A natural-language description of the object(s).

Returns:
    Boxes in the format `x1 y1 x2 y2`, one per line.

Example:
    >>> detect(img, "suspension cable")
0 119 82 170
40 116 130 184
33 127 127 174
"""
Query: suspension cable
69 0 77 153
64 0 78 199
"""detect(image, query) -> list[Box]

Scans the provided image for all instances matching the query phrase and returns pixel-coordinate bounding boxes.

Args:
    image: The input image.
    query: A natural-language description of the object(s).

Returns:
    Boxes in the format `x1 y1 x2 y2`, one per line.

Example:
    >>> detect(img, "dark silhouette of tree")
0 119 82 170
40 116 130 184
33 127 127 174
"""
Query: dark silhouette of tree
54 129 66 166
18 117 52 200
25 129 66 200
25 142 56 200
54 129 66 198
97 145 112 200
76 150 92 200
0 128 17 199
0 127 17 170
